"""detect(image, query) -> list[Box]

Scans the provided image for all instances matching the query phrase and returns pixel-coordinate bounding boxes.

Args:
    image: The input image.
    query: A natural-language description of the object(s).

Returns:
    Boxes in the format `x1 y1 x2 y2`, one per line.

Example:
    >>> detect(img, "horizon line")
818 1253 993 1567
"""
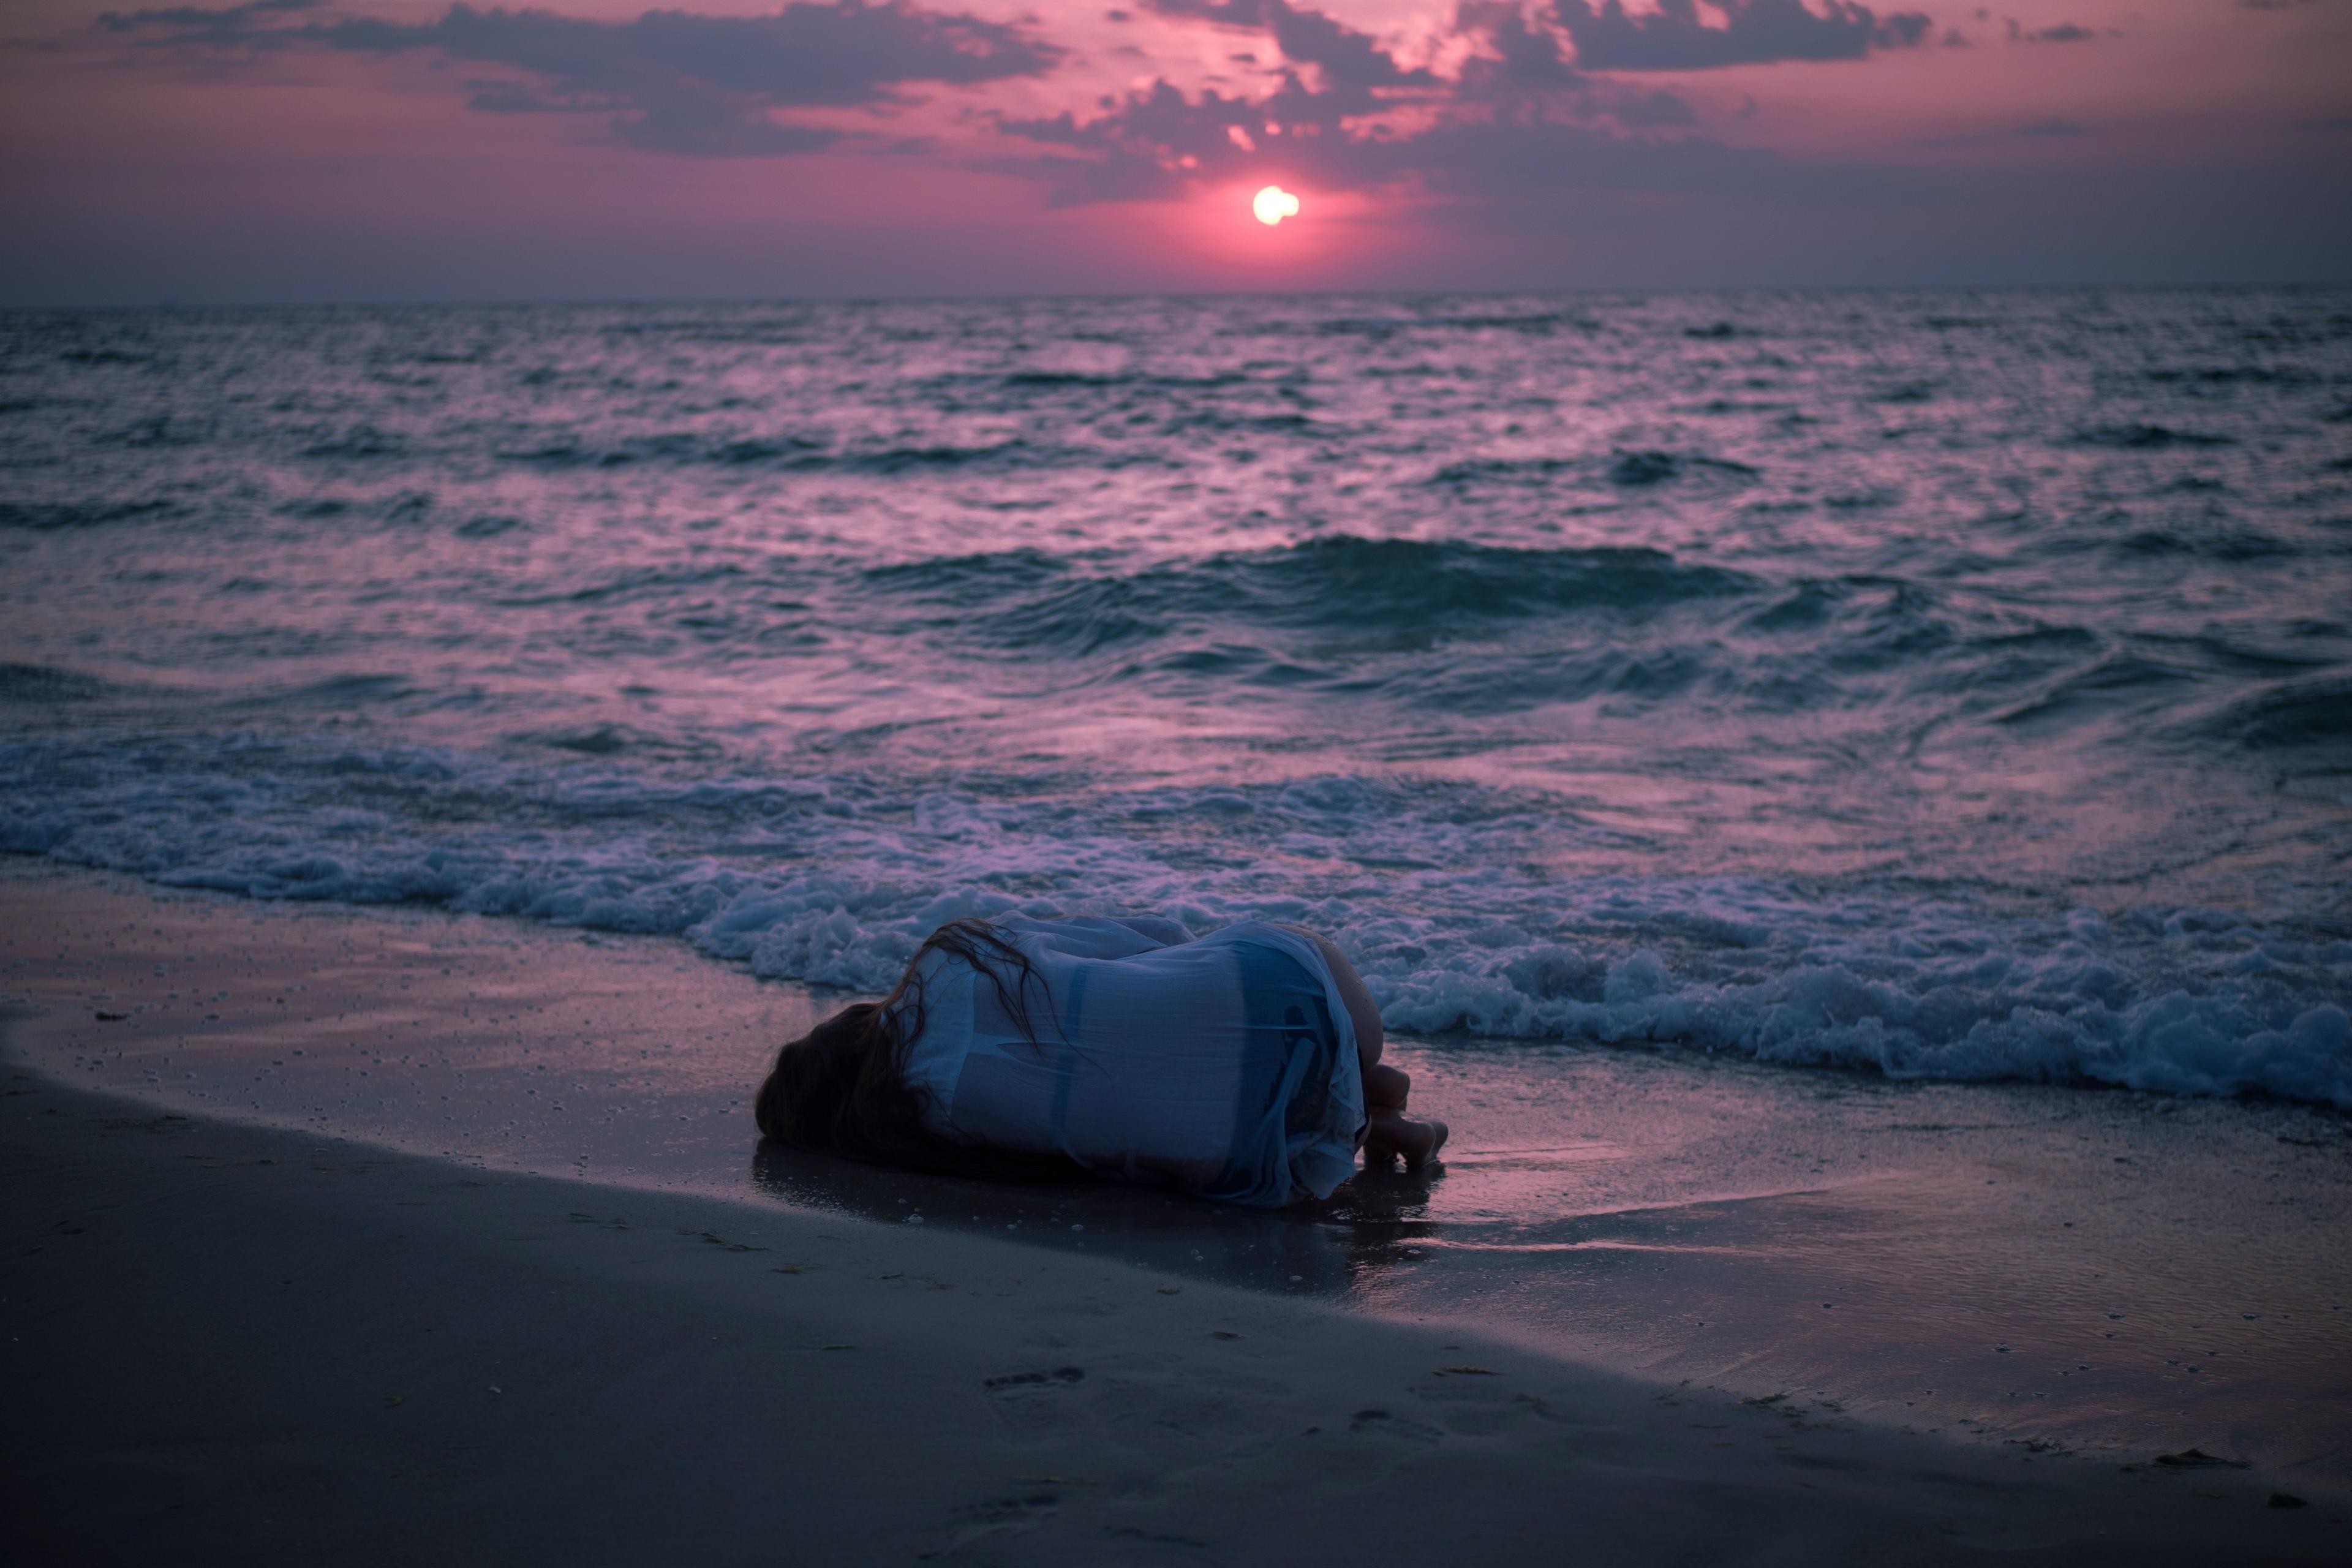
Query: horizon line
7 276 2350 314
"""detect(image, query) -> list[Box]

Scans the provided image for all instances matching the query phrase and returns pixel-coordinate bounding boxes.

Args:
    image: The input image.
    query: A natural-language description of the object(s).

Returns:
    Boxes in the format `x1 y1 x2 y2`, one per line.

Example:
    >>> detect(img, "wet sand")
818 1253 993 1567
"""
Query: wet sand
4 862 2350 1561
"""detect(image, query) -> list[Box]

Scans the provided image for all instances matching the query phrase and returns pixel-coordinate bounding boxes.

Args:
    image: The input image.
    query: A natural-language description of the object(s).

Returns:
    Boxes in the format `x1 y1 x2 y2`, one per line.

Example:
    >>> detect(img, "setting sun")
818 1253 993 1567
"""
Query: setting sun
1251 185 1300 227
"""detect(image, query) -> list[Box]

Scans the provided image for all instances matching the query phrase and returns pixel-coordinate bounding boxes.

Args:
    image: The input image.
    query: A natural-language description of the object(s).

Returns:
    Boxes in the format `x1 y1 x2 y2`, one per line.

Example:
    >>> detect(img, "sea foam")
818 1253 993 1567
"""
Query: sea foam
5 734 2345 1109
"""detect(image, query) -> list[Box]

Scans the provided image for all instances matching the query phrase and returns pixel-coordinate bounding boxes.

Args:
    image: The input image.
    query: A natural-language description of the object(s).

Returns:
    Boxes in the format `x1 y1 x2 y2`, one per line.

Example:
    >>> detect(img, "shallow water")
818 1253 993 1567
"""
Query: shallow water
12 871 2348 1478
3 288 2350 1105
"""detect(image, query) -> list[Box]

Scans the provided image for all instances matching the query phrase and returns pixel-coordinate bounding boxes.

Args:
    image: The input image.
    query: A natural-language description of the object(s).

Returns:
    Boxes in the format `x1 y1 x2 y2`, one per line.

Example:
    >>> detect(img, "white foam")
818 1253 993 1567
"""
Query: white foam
4 734 2347 1109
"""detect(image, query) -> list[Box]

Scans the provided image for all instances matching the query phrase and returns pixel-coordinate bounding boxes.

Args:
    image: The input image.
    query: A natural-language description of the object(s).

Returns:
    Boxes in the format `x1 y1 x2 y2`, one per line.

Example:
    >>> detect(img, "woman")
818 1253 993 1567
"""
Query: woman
753 913 1446 1207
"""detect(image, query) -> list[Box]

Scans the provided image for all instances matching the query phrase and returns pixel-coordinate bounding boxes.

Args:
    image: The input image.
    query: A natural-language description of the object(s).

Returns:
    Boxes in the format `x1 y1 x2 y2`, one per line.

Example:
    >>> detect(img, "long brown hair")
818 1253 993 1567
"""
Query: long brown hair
752 918 1079 1181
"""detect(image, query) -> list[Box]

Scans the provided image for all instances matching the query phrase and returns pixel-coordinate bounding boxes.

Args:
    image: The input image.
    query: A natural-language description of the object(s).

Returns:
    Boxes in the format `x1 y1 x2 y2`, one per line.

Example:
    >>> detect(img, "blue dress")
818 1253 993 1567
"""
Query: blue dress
894 915 1366 1207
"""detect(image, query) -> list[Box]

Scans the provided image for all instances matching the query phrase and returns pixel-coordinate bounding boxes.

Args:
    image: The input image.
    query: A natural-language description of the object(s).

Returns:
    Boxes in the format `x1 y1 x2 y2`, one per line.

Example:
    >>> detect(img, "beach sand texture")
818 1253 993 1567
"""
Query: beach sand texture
4 865 2349 1562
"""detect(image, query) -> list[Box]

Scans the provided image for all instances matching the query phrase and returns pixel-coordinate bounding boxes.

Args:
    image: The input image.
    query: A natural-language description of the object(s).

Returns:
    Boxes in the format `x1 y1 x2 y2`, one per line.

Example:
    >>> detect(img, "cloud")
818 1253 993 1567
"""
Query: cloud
998 48 1914 219
2005 18 2097 42
1142 0 1431 103
990 0 1958 214
1447 6 1708 126
1918 115 2089 147
82 1 1061 153
63 0 2056 208
91 0 322 47
1451 1 1586 97
1551 0 1934 72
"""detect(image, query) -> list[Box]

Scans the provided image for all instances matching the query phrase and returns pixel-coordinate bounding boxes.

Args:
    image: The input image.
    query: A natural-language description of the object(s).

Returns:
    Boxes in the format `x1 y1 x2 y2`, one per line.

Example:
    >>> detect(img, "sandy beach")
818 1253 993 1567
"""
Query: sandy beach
5 863 2347 1564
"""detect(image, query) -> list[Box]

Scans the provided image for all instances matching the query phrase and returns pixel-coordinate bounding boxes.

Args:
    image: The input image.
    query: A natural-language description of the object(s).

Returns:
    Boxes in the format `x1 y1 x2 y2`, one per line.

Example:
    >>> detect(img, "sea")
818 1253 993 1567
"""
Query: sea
4 287 2350 1109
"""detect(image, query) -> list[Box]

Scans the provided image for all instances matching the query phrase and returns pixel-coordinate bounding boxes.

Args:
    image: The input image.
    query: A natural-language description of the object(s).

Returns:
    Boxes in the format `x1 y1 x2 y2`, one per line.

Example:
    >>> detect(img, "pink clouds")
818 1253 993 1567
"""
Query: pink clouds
1551 0 1932 70
82 0 1063 151
2 0 2347 299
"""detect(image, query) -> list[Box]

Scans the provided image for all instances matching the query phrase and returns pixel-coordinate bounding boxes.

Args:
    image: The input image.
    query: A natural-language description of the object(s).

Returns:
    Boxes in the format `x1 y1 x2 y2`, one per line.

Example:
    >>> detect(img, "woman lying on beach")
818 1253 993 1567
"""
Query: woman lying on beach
754 914 1446 1207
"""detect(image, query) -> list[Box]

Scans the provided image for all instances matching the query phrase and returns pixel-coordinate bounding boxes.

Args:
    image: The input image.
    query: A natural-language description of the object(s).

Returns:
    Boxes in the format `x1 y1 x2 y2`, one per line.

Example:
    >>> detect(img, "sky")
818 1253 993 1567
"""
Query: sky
1 0 2346 302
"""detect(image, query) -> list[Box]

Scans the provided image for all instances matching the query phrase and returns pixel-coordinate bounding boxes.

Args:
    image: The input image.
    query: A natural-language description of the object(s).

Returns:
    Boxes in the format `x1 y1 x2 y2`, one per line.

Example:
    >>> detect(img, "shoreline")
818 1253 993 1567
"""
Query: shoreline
7 1056 2346 1562
7 859 2352 1493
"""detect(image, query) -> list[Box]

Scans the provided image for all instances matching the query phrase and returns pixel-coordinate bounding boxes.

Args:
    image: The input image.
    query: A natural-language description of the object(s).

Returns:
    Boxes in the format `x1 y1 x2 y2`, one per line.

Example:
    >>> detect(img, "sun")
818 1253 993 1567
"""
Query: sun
1252 186 1301 227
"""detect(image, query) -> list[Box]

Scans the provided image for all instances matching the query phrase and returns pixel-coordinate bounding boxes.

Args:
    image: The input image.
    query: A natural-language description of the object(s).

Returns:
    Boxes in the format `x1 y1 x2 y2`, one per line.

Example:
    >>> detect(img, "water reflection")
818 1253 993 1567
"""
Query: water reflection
748 1139 1447 1297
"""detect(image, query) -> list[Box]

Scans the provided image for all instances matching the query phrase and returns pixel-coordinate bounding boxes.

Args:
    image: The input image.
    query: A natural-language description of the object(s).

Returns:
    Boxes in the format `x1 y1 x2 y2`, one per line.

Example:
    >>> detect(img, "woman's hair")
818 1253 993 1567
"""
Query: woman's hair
752 918 1076 1181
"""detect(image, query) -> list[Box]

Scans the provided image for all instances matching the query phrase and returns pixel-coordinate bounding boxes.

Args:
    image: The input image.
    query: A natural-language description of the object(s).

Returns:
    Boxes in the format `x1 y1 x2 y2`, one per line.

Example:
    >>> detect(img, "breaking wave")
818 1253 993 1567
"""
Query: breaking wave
2 734 2346 1109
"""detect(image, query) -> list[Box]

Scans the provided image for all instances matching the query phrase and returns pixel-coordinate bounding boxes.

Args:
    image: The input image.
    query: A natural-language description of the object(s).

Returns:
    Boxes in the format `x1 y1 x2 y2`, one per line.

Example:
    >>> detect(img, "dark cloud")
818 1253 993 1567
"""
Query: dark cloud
1143 0 1430 104
993 0 1947 214
92 0 321 46
325 4 1058 105
461 77 607 113
1611 86 1697 126
1447 6 1702 126
1918 116 2089 148
1000 55 1909 217
85 1 1060 154
1451 2 1586 97
1552 0 1933 72
1000 64 1416 206
2006 19 2097 42
68 0 2079 209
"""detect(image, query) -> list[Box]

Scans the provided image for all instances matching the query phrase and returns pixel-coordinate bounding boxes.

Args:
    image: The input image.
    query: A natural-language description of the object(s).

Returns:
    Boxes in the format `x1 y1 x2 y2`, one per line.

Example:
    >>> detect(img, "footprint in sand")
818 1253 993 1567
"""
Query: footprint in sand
941 1490 1061 1551
982 1366 1087 1434
1349 1407 1445 1444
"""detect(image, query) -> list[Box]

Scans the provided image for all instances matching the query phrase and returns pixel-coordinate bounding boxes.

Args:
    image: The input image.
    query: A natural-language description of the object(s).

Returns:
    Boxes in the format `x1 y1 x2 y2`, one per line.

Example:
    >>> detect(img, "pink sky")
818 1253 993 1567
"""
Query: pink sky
1 0 2345 301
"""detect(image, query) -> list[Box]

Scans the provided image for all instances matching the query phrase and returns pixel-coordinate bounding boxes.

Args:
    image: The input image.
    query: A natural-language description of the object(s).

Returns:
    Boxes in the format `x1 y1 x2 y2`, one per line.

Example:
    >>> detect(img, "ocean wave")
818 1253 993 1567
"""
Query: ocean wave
2187 675 2352 751
1989 652 2199 731
485 429 1175 473
3 734 2346 1110
826 538 2308 734
821 440 1040 473
301 427 409 461
1428 456 1581 486
507 722 723 760
0 663 113 704
2074 423 2237 450
2115 527 2297 562
1429 451 1760 489
853 537 1755 658
2145 365 2321 387
0 499 177 530
1306 310 1595 337
994 369 1253 391
55 348 156 366
1607 450 1759 486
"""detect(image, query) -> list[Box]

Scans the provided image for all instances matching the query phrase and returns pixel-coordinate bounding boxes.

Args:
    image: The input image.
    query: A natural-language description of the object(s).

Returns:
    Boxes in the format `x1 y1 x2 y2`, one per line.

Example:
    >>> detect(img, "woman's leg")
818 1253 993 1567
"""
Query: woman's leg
1284 925 1385 1071
1280 925 1447 1167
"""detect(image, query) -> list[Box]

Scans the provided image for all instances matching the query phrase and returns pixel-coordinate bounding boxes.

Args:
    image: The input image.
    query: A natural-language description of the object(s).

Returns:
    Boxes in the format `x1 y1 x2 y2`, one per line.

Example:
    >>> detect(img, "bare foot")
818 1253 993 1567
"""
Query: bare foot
1363 1107 1447 1167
